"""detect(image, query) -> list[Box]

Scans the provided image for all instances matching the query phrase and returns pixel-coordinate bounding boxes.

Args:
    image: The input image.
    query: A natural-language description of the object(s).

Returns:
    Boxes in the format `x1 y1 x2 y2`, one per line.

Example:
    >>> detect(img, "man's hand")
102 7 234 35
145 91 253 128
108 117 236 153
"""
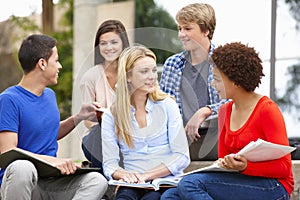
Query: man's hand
185 107 212 143
74 102 99 125
49 157 81 175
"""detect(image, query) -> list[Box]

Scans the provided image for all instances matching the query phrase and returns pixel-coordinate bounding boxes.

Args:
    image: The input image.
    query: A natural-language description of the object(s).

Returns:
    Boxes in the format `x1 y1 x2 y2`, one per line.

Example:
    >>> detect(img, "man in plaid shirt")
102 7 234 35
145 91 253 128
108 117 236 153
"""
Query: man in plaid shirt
160 3 229 147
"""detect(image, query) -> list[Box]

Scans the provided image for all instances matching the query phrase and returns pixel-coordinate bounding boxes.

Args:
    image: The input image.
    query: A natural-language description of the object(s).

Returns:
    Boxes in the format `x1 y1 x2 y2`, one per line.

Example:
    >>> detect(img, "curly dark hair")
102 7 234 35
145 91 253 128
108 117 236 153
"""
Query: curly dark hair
211 42 264 92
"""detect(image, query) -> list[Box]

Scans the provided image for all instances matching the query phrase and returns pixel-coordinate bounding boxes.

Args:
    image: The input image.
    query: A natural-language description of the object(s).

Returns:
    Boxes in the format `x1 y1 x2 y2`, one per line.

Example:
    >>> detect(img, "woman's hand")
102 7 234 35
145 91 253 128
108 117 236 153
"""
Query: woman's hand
219 154 247 171
112 169 143 183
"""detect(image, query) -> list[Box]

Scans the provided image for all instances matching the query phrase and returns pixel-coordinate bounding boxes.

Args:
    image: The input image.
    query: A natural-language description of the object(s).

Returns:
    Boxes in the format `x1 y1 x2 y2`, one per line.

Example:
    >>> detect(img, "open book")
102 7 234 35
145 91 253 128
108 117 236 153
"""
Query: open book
108 176 181 191
181 138 296 176
180 162 238 177
0 148 101 178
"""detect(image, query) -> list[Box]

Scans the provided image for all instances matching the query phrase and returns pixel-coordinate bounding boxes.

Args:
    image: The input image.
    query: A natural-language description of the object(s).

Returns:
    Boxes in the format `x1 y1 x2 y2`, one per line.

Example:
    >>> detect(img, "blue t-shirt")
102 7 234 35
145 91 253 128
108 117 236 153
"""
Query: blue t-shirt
0 86 60 185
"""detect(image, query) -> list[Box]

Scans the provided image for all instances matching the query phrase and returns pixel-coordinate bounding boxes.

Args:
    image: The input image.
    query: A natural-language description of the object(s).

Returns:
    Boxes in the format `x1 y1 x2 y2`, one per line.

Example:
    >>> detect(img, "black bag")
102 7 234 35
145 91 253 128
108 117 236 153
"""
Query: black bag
82 124 124 169
82 124 103 169
289 137 300 160
189 117 218 161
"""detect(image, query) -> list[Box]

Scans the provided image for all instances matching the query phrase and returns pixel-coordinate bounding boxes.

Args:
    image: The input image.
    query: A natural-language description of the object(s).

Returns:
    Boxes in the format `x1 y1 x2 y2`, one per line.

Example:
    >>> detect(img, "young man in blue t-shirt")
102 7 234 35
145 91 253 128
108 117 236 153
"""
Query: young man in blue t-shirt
0 34 107 199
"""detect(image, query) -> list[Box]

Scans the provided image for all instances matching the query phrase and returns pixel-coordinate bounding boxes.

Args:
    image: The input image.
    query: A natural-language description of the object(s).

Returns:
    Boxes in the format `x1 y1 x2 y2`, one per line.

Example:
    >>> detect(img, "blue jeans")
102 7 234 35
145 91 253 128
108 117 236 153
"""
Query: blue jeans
115 187 164 200
161 172 289 200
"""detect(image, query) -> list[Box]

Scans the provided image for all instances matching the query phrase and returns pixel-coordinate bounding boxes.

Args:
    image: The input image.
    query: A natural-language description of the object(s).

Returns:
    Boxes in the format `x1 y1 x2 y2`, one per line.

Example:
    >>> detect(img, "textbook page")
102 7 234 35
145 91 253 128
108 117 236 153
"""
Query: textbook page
180 139 296 177
180 162 238 177
108 176 180 191
237 139 296 162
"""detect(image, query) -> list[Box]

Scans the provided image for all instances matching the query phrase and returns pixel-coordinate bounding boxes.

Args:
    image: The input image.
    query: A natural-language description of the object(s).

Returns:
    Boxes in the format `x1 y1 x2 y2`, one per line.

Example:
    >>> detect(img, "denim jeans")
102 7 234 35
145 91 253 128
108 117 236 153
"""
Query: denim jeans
115 187 164 200
161 172 289 200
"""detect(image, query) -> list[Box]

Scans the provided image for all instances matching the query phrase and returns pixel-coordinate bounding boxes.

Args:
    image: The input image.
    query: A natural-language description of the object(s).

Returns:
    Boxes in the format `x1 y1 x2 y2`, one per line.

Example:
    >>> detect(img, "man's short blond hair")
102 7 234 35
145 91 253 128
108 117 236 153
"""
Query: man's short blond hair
176 3 216 40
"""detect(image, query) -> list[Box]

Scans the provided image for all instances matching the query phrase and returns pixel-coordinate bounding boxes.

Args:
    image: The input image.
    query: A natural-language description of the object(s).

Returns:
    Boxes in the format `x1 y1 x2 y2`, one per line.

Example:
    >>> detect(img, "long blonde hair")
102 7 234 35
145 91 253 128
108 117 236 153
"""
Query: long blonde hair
111 45 168 148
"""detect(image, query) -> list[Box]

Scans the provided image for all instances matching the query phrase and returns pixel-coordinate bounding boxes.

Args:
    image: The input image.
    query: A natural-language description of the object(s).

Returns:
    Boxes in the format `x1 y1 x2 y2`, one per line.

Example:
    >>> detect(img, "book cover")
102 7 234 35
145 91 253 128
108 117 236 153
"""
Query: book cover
108 176 181 191
0 148 100 178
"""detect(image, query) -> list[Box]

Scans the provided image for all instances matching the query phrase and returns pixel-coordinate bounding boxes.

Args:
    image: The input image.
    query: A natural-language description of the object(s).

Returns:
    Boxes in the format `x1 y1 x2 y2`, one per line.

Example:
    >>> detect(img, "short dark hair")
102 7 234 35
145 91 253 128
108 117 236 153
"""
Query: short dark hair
18 34 57 74
94 19 130 65
211 42 265 92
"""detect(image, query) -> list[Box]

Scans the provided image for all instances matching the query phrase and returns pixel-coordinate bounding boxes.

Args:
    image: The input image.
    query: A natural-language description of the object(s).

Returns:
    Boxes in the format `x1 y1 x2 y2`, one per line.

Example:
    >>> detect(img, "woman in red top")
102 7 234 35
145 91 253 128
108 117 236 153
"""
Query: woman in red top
161 42 294 200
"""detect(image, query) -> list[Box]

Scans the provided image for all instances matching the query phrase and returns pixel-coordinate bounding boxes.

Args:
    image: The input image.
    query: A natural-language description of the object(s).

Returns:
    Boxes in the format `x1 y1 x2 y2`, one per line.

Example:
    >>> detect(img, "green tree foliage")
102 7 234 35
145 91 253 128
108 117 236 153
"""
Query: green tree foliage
276 0 300 120
11 16 40 32
0 16 40 92
285 0 300 30
134 0 182 65
49 0 74 120
276 64 300 115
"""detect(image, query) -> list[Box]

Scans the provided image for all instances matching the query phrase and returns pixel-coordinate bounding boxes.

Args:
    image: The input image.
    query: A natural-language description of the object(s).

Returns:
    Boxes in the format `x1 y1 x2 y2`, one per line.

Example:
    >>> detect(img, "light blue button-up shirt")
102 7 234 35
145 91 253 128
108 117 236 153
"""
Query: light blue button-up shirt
102 97 190 180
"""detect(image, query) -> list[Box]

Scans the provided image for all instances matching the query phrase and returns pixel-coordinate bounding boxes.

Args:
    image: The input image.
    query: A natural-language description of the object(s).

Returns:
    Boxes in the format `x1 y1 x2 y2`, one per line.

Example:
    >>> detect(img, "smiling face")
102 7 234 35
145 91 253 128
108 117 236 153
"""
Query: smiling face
43 46 62 85
127 56 158 95
99 31 123 63
212 67 235 99
177 22 209 51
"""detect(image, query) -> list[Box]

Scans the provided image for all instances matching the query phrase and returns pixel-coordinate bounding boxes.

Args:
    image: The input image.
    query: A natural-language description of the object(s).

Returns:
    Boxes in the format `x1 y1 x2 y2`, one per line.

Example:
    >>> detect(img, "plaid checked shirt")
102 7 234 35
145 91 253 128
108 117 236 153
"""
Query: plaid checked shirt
159 43 229 116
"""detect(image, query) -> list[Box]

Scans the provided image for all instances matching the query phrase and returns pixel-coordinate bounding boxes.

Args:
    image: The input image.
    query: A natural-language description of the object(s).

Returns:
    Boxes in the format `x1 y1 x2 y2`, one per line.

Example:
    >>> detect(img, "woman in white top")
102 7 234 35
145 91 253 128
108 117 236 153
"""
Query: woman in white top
102 45 190 200
80 19 130 169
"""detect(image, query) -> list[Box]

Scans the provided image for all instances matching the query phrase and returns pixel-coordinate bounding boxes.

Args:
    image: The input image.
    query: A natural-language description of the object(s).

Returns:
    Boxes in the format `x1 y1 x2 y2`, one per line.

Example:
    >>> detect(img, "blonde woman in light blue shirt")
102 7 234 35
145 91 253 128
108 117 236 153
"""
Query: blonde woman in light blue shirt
102 45 190 200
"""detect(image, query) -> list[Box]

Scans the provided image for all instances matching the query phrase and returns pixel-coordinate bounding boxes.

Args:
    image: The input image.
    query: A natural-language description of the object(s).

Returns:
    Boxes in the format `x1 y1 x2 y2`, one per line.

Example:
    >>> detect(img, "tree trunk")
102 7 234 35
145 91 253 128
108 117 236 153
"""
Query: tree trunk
42 0 54 34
